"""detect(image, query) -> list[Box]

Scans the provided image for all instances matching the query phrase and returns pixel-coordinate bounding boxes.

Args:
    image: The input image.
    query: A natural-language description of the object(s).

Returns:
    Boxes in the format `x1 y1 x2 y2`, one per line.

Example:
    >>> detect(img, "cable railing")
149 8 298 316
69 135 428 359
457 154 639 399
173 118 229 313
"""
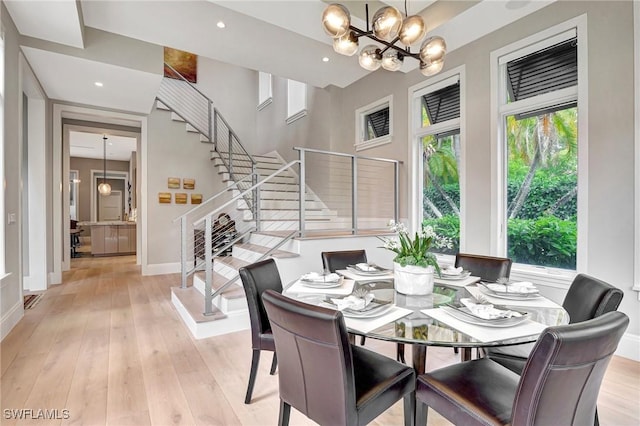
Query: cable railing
295 147 401 237
158 62 257 208
175 161 300 315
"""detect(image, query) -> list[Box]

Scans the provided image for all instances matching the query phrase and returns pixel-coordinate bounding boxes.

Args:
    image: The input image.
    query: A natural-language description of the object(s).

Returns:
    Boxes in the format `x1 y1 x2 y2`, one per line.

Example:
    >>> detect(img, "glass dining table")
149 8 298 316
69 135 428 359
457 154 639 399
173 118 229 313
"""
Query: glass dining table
284 273 568 375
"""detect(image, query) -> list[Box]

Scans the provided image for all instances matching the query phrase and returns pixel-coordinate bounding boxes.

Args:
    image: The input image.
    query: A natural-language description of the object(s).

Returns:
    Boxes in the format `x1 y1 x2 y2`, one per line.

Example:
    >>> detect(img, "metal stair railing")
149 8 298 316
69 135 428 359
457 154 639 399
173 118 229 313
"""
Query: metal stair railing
295 147 401 236
158 62 258 209
175 160 300 316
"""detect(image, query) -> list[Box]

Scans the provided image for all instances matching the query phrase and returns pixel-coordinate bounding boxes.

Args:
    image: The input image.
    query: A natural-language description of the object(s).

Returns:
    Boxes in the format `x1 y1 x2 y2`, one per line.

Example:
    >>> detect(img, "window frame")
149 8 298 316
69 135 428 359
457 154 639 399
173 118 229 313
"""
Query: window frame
257 72 272 111
408 66 466 256
490 16 587 285
355 95 393 151
286 79 307 124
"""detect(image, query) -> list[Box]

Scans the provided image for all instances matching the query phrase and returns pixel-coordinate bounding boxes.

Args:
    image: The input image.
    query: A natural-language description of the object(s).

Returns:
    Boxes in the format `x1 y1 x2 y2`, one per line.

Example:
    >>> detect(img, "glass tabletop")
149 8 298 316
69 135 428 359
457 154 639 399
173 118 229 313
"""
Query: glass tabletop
285 279 568 349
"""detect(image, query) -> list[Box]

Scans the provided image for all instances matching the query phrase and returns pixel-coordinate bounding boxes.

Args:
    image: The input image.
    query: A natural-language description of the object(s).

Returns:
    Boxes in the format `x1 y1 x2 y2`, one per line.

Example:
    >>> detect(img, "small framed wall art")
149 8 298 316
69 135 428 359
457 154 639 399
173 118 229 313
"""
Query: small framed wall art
191 194 202 204
158 192 171 203
168 177 180 189
175 193 188 204
183 178 195 190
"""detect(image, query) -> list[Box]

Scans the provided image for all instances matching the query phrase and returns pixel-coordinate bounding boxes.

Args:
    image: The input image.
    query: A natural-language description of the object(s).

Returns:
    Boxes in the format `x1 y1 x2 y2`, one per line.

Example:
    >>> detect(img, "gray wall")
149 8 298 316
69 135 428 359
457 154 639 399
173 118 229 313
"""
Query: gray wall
1 3 52 335
145 107 228 265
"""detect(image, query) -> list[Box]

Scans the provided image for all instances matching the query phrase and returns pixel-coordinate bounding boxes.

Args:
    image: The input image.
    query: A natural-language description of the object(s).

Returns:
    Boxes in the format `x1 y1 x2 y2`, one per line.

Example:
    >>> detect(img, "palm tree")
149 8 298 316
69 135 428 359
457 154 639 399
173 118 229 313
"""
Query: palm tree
423 135 460 217
506 108 577 219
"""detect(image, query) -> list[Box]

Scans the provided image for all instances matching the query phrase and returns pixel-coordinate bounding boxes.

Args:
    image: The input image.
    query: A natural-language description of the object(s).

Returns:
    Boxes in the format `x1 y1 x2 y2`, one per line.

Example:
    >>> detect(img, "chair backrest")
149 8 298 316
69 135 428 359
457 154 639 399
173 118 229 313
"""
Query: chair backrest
512 311 629 426
454 253 512 282
321 250 367 273
262 289 356 425
238 259 283 348
562 273 624 323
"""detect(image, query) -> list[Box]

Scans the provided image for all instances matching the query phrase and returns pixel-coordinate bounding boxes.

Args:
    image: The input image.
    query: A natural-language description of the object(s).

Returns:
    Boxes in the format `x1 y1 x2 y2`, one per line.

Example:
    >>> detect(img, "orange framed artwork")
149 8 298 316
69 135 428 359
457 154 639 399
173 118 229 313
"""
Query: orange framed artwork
164 47 197 83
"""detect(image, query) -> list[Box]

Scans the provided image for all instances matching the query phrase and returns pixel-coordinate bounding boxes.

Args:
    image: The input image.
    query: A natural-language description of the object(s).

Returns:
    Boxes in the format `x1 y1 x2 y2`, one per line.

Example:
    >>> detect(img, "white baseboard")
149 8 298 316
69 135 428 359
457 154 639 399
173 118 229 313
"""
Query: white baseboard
1 300 23 342
142 262 181 276
616 332 640 361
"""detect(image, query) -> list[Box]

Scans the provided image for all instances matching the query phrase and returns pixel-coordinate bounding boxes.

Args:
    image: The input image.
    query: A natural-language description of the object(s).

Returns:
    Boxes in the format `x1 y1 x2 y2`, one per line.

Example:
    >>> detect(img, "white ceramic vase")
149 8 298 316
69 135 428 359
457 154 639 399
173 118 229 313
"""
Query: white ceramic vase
393 262 435 295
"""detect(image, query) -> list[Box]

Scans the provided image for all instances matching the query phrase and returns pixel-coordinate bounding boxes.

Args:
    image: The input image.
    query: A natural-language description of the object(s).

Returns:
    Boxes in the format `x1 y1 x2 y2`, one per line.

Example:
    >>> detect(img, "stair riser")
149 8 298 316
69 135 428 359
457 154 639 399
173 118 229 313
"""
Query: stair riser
213 158 282 170
243 210 337 220
193 275 247 313
249 234 300 252
237 200 325 210
232 182 300 192
221 173 295 184
213 153 281 164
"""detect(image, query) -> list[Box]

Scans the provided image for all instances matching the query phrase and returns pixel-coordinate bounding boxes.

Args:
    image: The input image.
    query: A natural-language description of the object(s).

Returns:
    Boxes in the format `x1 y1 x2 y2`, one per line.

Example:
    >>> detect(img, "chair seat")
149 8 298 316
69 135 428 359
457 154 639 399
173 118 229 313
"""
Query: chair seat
352 346 414 423
417 358 519 426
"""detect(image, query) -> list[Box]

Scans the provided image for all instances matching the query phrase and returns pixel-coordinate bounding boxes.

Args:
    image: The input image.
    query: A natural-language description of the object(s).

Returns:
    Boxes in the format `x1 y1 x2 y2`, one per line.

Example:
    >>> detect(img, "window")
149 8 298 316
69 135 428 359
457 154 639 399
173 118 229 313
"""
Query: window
257 72 272 111
414 75 462 254
286 79 307 124
496 27 581 271
355 95 393 151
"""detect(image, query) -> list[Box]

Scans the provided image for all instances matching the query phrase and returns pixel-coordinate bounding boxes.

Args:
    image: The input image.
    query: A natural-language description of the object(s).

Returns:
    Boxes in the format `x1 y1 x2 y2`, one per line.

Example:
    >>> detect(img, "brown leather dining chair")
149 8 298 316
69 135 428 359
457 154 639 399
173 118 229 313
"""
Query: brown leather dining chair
416 311 629 426
486 273 624 373
238 258 282 404
484 273 624 426
454 252 512 282
321 249 367 273
452 252 513 356
262 289 416 426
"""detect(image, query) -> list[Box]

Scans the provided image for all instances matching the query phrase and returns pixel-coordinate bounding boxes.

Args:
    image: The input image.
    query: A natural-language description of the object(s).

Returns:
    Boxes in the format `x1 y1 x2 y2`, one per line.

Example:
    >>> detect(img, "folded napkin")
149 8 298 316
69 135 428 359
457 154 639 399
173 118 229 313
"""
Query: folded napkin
355 263 377 272
486 281 538 294
441 266 464 276
301 272 341 283
331 293 374 311
459 298 522 319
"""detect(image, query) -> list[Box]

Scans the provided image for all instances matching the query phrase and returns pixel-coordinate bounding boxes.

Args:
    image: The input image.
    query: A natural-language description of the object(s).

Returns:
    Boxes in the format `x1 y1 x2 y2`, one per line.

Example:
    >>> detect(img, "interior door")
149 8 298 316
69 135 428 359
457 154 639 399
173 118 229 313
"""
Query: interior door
99 190 122 221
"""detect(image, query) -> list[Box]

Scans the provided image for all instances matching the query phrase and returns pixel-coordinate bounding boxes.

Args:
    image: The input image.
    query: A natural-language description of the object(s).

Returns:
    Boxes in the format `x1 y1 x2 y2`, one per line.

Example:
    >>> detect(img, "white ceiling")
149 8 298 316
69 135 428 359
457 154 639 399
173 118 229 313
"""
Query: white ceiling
70 131 137 162
7 0 556 119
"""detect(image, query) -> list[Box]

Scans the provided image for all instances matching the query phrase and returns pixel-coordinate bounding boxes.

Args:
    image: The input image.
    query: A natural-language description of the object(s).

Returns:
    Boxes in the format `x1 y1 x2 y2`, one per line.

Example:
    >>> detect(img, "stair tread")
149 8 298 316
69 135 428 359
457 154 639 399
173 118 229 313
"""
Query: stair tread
234 243 298 259
171 287 227 323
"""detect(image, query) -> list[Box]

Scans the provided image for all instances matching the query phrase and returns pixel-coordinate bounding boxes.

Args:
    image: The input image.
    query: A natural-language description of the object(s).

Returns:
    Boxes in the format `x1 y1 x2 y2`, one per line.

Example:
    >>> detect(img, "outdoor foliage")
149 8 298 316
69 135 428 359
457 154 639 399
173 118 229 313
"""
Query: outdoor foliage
507 216 576 269
422 107 578 270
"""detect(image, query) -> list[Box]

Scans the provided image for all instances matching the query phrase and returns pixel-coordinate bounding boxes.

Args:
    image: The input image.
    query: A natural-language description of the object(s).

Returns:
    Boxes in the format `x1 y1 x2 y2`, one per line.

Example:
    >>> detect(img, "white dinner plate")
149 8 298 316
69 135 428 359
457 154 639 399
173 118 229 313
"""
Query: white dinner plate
440 306 529 328
438 270 471 280
342 303 394 318
478 283 542 300
300 276 344 288
346 265 391 276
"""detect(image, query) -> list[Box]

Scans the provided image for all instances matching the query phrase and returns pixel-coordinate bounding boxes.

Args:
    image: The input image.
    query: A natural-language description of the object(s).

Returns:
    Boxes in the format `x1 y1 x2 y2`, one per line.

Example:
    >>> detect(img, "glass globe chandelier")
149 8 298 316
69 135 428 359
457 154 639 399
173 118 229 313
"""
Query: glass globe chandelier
97 135 111 196
321 2 446 76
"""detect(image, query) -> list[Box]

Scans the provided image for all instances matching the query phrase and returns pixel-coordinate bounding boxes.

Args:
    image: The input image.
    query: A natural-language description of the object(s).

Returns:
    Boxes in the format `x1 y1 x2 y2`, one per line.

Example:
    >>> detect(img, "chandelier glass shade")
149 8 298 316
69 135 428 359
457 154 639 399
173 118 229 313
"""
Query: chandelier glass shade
98 135 111 197
321 2 446 76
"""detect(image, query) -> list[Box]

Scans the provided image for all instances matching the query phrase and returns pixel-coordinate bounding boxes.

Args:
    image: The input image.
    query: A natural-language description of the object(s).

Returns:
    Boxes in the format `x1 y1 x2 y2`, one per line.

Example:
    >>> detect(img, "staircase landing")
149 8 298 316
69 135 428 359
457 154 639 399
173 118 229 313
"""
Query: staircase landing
171 286 249 339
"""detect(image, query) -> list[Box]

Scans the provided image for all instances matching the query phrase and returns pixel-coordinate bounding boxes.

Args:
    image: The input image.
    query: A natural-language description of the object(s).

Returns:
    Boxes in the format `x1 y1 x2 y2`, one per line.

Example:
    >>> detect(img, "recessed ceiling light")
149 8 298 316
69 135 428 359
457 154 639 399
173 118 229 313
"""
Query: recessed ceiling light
322 57 329 62
94 82 103 87
217 21 226 29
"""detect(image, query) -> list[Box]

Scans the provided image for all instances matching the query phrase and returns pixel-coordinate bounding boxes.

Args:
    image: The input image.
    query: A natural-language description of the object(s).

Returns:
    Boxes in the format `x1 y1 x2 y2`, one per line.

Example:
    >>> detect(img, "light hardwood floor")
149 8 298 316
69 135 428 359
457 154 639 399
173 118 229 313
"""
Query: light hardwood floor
1 255 639 425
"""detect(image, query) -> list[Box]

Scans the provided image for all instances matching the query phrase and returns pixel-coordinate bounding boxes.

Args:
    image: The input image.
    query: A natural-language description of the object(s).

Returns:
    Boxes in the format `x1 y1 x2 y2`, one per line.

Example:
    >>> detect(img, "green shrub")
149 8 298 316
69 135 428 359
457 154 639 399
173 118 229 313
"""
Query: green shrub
507 215 576 269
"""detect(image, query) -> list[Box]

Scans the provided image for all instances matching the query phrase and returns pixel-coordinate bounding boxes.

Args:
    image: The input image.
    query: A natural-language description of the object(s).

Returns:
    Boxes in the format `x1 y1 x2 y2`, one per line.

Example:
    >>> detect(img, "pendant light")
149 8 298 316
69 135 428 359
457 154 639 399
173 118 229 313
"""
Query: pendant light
97 135 111 196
